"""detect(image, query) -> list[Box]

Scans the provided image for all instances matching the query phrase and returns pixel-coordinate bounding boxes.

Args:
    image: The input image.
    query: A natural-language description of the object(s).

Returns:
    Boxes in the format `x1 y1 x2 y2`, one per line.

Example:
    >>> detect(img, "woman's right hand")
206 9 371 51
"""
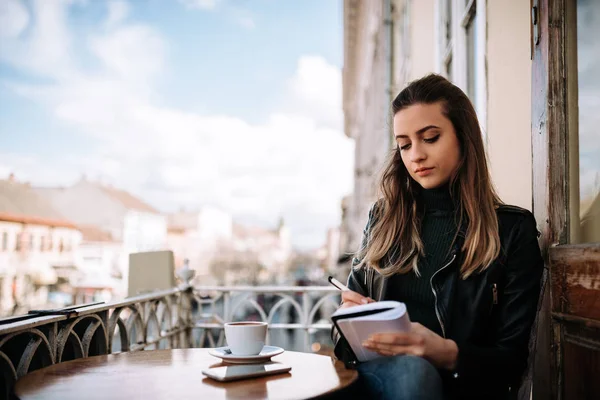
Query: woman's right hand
340 290 375 308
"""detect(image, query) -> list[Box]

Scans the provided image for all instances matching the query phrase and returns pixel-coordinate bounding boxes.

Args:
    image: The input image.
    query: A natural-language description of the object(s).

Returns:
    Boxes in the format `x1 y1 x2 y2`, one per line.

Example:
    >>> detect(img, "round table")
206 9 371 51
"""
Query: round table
14 348 358 400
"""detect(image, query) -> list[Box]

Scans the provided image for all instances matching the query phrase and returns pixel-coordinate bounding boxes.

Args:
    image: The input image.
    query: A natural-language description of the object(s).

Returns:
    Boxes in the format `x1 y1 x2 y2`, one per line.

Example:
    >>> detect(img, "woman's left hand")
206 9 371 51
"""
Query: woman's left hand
362 322 459 370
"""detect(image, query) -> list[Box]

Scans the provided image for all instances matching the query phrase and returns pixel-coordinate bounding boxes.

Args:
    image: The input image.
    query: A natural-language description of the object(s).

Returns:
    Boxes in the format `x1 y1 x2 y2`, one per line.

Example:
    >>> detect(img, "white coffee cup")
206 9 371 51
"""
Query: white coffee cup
224 321 268 356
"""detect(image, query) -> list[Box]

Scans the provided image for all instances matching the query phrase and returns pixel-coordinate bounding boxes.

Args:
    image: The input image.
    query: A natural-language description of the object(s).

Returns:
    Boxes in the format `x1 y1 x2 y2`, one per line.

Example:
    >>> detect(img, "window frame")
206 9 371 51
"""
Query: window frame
15 232 22 252
436 0 487 138
1 232 7 252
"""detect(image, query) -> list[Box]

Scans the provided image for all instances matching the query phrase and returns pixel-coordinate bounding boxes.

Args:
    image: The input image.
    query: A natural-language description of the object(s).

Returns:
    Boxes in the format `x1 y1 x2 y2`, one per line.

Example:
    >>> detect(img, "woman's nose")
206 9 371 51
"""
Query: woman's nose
409 144 426 163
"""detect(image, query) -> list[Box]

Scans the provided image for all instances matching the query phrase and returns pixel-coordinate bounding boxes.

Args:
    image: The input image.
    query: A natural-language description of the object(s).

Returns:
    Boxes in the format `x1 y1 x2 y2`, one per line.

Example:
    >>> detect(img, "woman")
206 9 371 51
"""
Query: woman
332 74 543 400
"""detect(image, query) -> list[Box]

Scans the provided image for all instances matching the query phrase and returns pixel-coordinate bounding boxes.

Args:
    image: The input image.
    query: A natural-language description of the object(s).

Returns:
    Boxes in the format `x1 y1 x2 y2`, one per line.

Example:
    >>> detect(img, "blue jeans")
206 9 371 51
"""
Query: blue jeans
357 355 445 400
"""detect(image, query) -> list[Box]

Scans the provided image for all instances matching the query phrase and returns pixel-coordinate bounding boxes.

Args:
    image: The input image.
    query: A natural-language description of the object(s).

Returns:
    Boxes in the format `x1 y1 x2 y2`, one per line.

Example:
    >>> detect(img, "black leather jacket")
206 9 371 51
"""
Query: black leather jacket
332 204 544 400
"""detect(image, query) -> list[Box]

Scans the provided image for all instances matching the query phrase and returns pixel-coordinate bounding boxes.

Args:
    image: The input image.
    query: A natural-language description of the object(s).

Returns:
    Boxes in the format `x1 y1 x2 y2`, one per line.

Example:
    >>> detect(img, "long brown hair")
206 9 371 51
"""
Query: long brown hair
357 74 502 279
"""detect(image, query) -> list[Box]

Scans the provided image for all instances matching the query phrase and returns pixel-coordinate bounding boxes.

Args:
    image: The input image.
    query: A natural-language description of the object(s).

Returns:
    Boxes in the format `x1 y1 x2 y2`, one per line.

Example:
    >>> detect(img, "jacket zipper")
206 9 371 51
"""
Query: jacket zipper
368 267 374 298
363 266 372 297
430 253 456 338
492 283 498 305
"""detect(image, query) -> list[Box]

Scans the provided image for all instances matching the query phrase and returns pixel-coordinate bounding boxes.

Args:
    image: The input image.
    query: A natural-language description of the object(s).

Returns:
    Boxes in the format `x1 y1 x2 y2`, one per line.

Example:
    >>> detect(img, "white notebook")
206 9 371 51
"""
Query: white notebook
332 301 411 362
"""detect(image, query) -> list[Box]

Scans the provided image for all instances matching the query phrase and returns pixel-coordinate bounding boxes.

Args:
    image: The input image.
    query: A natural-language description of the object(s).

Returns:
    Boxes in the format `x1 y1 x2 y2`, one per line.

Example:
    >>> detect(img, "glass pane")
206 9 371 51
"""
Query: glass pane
446 0 452 43
466 17 477 103
577 0 600 242
445 57 453 81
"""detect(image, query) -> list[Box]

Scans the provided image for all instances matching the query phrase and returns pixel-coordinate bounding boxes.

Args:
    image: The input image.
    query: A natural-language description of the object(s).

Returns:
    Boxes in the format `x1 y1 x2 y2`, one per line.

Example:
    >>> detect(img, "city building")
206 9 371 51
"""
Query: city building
217 218 292 285
167 207 233 282
323 227 341 273
36 178 167 294
0 175 82 315
73 224 122 302
233 218 292 280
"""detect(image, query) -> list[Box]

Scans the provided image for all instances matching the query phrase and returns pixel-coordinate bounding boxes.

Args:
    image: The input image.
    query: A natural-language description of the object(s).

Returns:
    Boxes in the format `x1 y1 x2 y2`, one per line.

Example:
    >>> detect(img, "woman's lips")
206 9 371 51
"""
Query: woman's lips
415 167 434 177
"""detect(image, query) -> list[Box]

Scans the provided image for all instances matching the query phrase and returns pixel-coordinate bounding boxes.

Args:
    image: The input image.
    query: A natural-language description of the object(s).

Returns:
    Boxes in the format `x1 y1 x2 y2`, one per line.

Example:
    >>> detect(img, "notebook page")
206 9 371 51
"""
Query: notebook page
333 301 411 362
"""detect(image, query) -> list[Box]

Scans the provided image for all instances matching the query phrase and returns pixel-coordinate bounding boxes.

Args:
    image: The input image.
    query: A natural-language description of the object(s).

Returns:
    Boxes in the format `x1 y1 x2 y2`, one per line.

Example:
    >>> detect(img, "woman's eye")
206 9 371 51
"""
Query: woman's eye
423 134 440 144
399 143 411 151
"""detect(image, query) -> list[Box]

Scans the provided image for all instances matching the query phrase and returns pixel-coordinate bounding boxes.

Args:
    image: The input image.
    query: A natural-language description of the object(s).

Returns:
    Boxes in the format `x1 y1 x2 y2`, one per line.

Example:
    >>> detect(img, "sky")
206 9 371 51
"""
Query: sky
0 0 354 250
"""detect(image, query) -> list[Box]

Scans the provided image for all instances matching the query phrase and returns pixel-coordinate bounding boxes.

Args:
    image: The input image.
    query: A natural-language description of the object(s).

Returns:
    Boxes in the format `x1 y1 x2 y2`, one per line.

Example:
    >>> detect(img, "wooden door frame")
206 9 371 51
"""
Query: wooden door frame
531 0 569 398
532 0 600 399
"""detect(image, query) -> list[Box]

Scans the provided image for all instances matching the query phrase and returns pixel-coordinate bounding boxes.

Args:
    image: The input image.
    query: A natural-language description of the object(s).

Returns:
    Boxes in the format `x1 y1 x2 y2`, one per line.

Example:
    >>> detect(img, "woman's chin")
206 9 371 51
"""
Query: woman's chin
416 179 442 190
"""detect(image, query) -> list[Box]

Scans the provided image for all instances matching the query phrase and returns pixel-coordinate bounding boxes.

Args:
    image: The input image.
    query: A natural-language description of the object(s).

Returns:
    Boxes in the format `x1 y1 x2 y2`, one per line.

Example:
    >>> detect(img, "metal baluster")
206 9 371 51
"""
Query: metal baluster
223 291 231 323
302 292 310 352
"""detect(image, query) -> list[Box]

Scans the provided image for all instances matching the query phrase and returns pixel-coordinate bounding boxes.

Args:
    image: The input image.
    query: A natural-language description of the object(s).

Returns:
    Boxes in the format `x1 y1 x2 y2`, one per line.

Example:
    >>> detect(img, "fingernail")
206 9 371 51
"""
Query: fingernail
361 299 368 304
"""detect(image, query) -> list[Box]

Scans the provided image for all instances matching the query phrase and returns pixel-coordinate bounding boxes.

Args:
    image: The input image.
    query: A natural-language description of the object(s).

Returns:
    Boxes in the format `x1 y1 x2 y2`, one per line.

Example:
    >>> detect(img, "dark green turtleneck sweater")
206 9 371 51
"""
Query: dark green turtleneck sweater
385 185 458 336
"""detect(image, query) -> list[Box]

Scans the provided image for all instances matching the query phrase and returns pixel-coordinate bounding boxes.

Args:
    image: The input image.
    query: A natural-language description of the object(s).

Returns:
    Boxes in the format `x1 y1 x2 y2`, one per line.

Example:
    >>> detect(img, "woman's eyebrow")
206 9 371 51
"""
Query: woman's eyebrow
395 125 441 139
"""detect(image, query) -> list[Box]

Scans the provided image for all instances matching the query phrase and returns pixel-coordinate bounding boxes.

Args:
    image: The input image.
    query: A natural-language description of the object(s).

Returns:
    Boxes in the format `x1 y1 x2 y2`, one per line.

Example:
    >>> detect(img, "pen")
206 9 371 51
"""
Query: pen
328 276 350 291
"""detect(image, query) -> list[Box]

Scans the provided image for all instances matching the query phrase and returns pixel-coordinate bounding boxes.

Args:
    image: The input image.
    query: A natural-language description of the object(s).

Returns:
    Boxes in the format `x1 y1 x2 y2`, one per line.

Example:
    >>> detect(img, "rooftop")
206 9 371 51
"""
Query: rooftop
0 177 76 229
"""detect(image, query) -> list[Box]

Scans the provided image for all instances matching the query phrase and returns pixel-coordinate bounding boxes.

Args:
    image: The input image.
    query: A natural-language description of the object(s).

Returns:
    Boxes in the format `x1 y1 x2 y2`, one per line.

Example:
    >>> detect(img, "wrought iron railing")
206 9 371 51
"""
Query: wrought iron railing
0 285 340 398
191 286 340 351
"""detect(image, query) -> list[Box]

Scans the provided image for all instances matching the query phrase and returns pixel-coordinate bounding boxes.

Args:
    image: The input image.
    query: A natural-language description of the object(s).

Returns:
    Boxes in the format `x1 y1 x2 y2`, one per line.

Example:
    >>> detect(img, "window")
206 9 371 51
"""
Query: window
40 236 46 252
15 233 22 251
400 0 412 83
1 232 7 251
392 0 413 110
574 0 600 242
437 0 486 133
462 0 477 104
29 234 35 251
442 0 453 80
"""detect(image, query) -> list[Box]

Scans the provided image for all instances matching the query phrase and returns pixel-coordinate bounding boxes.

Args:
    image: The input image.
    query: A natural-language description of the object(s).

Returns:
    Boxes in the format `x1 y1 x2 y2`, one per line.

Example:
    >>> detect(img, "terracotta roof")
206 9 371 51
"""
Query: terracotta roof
0 212 76 229
78 225 116 242
97 185 159 214
0 179 76 228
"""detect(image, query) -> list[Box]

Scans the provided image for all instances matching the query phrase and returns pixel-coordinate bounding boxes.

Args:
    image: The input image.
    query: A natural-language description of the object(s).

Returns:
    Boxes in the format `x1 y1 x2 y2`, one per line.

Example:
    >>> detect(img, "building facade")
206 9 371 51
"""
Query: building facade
37 179 168 294
343 0 395 253
167 207 233 281
343 0 543 254
0 177 82 315
229 219 292 284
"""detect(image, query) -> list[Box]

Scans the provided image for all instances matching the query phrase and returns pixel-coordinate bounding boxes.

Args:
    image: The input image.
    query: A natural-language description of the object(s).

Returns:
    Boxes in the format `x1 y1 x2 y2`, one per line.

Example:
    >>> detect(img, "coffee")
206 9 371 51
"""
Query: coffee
224 321 268 356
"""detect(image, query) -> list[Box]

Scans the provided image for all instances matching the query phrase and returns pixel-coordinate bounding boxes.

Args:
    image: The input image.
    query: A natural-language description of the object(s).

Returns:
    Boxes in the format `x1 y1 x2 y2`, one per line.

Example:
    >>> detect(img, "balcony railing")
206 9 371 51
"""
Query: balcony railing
192 285 341 351
0 284 341 398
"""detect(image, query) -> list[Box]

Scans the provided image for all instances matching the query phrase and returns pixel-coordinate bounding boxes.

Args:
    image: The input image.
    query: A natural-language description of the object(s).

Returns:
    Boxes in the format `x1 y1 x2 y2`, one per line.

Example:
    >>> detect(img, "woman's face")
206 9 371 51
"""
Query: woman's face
393 102 461 189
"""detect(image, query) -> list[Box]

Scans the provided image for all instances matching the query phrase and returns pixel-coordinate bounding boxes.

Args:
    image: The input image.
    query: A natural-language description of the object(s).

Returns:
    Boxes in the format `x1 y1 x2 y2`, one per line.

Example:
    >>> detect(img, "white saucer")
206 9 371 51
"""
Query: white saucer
208 345 284 364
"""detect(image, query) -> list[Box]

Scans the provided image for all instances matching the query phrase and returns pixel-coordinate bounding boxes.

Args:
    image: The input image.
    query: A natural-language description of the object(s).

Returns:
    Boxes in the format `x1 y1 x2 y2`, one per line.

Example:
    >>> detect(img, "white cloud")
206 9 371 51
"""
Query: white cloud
0 0 74 80
0 153 85 187
236 16 256 30
0 0 353 250
228 6 256 30
89 24 165 83
178 0 220 10
0 0 30 38
289 56 343 130
106 0 129 28
179 0 256 30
